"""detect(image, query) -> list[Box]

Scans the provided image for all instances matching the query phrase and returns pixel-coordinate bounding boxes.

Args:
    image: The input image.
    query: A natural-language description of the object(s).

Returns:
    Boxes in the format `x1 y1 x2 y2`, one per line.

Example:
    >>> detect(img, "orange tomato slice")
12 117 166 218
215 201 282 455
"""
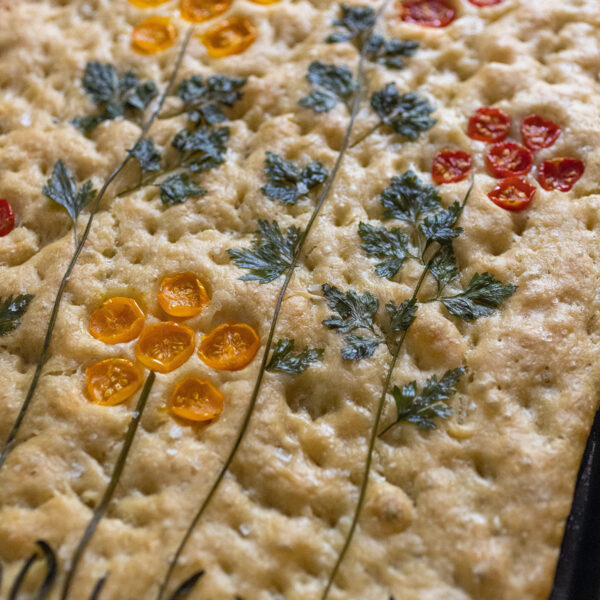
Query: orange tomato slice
158 272 210 318
248 0 281 3
136 322 195 373
128 0 170 7
132 17 178 54
169 376 224 422
89 297 145 345
202 17 257 58
198 322 260 371
180 0 232 22
86 358 143 406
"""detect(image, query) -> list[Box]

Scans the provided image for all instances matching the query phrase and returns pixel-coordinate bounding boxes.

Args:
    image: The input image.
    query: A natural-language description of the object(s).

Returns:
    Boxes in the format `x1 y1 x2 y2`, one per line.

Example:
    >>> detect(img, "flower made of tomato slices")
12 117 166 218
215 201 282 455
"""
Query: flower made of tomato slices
202 17 257 57
136 321 196 373
169 376 224 422
399 0 456 28
198 322 260 371
131 16 178 54
86 358 143 406
158 272 210 318
89 297 146 344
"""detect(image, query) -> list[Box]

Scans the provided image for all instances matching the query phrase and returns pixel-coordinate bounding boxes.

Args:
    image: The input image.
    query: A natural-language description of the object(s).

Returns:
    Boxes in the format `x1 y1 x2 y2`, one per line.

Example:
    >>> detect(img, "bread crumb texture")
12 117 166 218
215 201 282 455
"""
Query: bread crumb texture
1 0 600 599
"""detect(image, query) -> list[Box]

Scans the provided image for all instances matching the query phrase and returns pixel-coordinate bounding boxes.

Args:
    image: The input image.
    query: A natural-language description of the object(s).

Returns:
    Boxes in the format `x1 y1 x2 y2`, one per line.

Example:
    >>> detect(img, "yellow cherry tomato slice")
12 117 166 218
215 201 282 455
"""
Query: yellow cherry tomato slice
132 17 178 55
180 0 232 23
86 358 143 406
128 0 170 8
158 272 210 318
136 322 195 373
198 322 259 371
248 0 281 4
89 297 145 345
169 376 224 422
202 17 257 58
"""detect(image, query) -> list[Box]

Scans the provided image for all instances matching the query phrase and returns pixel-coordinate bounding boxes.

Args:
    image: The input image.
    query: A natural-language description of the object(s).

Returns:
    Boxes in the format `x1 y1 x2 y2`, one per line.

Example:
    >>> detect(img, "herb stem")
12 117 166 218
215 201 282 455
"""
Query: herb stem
60 371 156 600
0 26 194 471
155 5 385 597
349 121 383 148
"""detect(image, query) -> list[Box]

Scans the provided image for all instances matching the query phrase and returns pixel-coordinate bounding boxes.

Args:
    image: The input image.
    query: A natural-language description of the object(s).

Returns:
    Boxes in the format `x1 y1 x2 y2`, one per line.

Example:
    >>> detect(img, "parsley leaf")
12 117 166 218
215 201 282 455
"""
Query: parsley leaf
387 367 465 431
42 160 96 246
358 222 412 278
299 62 356 113
386 298 418 332
172 127 230 172
262 152 328 205
131 138 161 175
365 35 419 69
430 245 459 294
228 220 302 283
442 272 517 321
342 334 380 360
326 4 376 43
380 171 441 224
371 84 436 140
419 201 463 246
0 294 34 337
267 339 324 374
159 174 206 206
72 62 157 133
322 284 378 334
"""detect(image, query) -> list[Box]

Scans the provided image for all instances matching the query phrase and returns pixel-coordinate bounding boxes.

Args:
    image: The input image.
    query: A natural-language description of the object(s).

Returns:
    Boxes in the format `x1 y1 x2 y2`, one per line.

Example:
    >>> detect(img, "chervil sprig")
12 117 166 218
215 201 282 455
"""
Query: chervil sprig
0 294 34 337
72 62 158 133
299 61 357 113
266 339 324 374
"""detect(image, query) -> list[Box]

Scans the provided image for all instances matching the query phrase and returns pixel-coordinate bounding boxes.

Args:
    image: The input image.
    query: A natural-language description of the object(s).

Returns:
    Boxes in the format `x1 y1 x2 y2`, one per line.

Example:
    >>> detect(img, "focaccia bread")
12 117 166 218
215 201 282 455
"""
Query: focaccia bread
1 1 600 599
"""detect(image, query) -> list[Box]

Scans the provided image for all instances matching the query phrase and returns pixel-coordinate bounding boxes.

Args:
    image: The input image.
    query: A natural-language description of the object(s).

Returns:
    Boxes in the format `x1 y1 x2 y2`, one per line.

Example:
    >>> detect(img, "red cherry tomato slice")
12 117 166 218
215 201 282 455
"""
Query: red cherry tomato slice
468 0 504 6
538 158 584 192
486 142 533 178
488 177 536 212
0 199 15 237
520 115 561 151
467 107 511 143
432 150 473 184
400 0 456 28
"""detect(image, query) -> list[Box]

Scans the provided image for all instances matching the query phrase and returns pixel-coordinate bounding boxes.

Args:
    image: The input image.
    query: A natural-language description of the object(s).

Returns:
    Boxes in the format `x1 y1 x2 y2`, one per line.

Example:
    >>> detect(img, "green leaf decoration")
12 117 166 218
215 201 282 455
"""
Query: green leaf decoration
430 245 459 294
262 152 328 205
326 4 376 43
322 283 379 334
365 34 419 69
419 201 464 245
228 220 302 283
342 334 380 361
442 272 517 321
131 138 161 174
159 174 206 206
371 83 436 140
389 367 465 431
380 171 441 224
299 62 356 113
42 160 96 239
386 298 417 332
72 62 157 132
266 339 324 374
358 222 412 278
171 126 230 173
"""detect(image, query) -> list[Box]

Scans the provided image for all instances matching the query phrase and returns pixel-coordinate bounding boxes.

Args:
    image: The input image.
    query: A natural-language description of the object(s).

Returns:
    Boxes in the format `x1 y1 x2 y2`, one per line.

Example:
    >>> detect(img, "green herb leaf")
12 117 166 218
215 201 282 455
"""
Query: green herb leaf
358 222 412 278
131 138 161 174
267 339 324 374
419 201 463 246
371 84 436 140
442 272 517 321
365 34 419 69
126 80 158 111
322 284 378 334
430 245 459 294
261 152 328 205
380 171 441 224
326 4 376 44
42 160 96 233
228 220 302 283
80 62 120 105
299 62 356 113
342 334 380 360
386 298 417 332
172 126 230 172
0 294 34 336
159 174 207 206
389 367 465 431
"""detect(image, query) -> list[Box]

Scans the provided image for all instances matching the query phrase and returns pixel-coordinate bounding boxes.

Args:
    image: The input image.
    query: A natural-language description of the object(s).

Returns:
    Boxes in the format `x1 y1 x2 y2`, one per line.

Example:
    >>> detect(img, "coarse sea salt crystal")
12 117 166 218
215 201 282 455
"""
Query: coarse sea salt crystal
239 524 250 537
274 447 291 463
166 448 177 456
169 425 182 439
20 113 31 126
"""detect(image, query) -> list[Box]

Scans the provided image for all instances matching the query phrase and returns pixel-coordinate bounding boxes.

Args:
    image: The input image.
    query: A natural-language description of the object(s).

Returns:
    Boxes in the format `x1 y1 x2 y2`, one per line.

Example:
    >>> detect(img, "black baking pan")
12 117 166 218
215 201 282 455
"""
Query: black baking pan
550 408 600 600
